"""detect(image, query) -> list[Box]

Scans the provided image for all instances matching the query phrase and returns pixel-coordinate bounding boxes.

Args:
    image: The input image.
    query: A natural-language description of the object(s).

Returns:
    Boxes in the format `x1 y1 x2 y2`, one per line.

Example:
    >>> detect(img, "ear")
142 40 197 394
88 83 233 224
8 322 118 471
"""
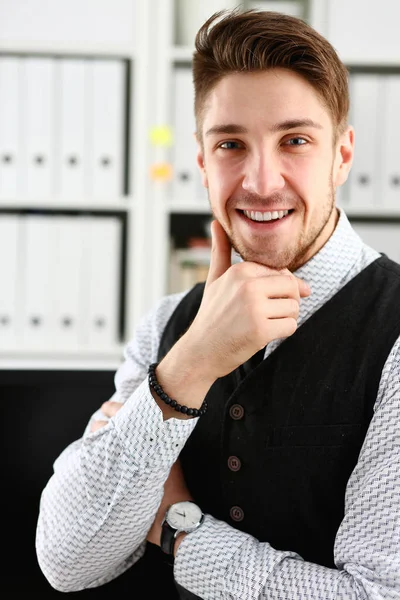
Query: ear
194 132 208 188
333 126 355 187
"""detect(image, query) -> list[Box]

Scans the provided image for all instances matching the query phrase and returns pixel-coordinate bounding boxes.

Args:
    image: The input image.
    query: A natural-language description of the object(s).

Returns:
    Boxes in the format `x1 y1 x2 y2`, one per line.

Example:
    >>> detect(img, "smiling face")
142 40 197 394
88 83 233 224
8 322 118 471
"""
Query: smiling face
196 69 354 270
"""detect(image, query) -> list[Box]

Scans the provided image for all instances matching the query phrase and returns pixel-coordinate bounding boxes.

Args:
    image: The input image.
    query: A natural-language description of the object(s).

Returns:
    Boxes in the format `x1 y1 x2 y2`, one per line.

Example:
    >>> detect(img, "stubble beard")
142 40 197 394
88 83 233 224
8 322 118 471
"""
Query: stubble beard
209 177 337 272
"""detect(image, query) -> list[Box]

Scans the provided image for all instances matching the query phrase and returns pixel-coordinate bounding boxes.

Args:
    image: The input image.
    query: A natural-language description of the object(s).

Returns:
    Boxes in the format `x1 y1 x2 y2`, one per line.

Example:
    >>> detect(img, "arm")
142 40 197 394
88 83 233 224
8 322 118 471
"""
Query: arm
169 336 400 599
35 291 198 593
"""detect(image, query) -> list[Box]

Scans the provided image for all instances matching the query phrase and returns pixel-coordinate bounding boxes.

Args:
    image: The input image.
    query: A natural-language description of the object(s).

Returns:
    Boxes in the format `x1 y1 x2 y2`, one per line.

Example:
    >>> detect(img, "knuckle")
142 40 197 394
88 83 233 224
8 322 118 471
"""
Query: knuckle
286 317 298 335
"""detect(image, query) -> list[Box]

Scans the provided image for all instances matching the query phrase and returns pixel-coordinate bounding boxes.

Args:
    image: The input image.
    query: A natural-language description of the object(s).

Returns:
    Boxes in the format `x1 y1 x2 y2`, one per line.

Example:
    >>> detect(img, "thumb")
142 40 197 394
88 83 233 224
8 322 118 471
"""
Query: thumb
205 220 232 290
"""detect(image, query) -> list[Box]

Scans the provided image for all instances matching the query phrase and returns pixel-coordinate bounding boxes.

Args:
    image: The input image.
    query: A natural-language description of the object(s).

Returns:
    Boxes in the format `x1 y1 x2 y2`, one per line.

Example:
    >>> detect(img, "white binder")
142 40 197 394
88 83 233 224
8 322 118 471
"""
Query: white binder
21 214 56 348
52 216 85 349
172 67 206 206
175 0 237 46
57 59 87 199
380 75 400 211
87 60 124 200
82 216 122 348
347 74 382 210
0 214 21 350
0 57 21 199
21 58 56 199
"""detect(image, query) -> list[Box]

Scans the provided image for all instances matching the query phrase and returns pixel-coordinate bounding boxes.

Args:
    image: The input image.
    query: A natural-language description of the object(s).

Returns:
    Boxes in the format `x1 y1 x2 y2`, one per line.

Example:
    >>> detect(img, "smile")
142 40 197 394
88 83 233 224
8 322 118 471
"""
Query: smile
241 209 293 222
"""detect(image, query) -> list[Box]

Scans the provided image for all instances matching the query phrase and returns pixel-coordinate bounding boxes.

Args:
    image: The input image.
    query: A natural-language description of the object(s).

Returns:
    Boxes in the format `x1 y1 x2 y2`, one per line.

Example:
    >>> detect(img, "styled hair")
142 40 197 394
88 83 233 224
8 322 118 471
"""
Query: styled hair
192 9 350 140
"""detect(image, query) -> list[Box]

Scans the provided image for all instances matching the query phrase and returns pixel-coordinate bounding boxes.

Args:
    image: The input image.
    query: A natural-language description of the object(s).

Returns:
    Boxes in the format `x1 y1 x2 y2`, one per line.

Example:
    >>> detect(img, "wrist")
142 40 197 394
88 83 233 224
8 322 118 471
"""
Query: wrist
157 342 216 410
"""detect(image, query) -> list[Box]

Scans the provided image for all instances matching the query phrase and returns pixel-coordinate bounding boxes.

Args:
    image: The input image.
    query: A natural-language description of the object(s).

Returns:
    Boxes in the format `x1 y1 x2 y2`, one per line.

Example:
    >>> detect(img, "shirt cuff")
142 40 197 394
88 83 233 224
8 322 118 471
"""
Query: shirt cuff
174 515 254 599
113 378 198 471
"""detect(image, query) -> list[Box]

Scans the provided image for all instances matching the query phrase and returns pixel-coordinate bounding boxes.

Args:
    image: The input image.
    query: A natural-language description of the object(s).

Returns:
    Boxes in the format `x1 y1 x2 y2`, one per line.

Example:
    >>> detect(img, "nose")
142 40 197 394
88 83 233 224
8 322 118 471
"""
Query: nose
242 149 285 196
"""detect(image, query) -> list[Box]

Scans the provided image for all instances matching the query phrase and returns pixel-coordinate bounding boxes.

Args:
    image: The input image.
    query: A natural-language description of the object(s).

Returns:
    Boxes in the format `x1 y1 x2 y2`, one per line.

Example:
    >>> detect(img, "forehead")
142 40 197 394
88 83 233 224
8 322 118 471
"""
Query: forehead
202 69 332 134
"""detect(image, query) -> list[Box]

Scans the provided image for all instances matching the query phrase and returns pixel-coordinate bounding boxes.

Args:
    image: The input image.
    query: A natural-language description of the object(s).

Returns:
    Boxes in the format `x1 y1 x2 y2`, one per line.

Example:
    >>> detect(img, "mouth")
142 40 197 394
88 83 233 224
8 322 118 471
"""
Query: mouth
238 208 294 226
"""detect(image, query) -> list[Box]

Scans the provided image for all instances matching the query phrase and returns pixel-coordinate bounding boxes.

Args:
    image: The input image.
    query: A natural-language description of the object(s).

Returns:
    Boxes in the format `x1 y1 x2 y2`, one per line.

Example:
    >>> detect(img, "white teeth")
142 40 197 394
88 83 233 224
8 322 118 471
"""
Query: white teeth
243 209 290 222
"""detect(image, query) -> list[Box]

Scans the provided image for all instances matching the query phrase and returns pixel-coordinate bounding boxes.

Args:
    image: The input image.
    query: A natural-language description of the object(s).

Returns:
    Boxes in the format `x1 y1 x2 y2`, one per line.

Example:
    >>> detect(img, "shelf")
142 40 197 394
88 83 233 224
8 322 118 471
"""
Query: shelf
0 196 133 212
0 40 135 58
0 344 125 371
340 205 400 219
167 202 211 214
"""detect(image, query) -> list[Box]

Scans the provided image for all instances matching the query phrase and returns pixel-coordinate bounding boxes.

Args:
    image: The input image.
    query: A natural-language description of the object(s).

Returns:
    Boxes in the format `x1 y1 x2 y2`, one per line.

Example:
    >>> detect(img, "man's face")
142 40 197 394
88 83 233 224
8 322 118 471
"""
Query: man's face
197 69 354 270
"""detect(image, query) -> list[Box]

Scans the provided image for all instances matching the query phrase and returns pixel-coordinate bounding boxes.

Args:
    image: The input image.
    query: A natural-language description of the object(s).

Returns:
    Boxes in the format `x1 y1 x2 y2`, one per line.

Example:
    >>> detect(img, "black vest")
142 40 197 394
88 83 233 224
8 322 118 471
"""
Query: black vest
84 255 400 599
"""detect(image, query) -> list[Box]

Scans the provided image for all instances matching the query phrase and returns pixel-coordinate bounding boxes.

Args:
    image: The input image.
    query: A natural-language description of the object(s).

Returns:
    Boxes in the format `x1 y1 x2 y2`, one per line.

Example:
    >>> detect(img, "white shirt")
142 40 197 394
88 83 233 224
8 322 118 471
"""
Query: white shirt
36 208 400 599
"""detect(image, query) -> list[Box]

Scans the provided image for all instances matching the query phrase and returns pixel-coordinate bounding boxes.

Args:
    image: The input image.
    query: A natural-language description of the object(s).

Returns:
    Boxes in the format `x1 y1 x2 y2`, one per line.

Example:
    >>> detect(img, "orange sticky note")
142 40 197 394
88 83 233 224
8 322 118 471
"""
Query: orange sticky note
150 162 173 181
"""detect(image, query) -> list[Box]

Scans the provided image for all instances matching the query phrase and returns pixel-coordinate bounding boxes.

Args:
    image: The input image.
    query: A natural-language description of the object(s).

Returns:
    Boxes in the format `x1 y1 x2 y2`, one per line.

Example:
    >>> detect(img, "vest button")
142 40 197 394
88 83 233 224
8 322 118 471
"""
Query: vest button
230 506 244 522
227 455 241 472
229 404 244 420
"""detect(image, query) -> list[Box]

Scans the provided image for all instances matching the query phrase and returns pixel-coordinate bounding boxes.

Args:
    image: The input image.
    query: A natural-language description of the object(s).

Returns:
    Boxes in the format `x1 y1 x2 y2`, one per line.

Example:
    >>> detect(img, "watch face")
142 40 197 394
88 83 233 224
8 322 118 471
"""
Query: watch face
166 501 203 531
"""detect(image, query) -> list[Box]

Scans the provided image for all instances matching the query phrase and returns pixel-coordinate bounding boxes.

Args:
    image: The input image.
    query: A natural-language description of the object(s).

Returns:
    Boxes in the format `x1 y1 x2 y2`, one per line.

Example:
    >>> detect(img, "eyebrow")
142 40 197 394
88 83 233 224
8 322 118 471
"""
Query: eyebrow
205 119 323 137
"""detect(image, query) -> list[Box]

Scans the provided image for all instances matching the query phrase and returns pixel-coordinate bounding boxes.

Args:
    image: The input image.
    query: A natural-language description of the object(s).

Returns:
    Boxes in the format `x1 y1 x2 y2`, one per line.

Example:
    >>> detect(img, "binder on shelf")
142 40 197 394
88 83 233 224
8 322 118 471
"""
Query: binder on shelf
52 216 86 349
57 59 88 199
172 67 206 206
175 0 237 46
82 216 122 348
87 60 125 200
20 214 56 348
0 57 21 199
0 214 21 350
380 75 400 211
347 73 382 210
21 57 56 199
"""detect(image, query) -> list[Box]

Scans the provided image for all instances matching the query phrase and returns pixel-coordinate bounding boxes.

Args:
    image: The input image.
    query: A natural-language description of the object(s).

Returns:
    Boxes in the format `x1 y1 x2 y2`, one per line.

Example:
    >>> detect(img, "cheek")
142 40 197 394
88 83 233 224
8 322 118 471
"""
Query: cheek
207 161 242 197
288 155 332 196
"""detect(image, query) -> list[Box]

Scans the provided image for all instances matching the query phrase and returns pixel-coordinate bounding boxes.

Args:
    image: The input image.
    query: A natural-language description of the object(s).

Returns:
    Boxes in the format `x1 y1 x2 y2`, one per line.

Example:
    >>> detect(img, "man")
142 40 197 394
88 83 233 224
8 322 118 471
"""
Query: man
36 9 400 599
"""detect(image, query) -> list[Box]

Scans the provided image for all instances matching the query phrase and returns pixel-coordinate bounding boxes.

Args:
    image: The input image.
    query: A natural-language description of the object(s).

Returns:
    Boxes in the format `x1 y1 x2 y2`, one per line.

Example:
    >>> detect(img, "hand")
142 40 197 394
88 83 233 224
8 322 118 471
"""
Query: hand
90 400 123 432
146 459 192 547
166 219 311 382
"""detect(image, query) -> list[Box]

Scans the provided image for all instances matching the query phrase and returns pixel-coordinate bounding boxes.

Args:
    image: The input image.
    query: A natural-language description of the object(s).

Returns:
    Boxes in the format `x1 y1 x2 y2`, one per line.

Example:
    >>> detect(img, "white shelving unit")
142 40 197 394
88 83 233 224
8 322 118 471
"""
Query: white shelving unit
0 0 155 370
1 0 400 370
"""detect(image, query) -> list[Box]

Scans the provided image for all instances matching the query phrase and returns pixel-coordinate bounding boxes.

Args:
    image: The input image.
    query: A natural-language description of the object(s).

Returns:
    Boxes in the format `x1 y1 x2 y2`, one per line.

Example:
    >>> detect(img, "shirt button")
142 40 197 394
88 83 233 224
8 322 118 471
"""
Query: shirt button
230 506 244 522
229 404 244 420
227 456 241 472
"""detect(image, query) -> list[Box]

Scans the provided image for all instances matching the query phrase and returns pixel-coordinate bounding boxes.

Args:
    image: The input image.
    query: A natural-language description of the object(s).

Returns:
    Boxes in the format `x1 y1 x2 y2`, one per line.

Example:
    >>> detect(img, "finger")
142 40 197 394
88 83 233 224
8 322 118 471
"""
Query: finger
275 268 311 298
256 274 303 300
100 400 124 418
205 220 233 290
296 277 311 298
265 316 298 339
265 297 300 320
90 419 108 433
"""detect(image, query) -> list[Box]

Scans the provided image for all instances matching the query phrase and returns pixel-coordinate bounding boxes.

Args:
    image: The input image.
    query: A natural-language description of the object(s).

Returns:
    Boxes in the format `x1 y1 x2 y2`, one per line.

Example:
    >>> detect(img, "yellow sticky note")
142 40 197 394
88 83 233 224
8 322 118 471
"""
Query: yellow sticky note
150 162 173 181
149 126 173 147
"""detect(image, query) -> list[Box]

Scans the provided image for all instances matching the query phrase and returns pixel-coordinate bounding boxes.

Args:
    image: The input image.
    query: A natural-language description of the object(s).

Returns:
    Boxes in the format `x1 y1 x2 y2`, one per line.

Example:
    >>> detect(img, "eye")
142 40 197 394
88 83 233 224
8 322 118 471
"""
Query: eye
218 140 243 150
285 137 308 146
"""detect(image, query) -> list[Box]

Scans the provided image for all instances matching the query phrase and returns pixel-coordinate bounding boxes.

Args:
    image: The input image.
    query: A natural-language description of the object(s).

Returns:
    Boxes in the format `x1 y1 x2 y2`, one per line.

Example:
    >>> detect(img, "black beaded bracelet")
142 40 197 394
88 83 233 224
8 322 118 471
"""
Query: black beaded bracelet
148 362 208 417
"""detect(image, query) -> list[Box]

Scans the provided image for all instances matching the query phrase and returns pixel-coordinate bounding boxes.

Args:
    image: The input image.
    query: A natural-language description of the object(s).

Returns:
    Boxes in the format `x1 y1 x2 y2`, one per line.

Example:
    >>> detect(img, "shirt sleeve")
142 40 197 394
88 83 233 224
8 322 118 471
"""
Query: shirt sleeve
174 336 400 600
35 290 199 593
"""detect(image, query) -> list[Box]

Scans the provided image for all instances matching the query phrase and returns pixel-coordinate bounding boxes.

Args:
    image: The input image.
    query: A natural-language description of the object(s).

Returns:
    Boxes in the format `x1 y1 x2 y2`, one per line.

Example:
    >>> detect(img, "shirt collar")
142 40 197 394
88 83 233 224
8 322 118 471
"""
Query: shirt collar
294 207 379 325
261 207 380 357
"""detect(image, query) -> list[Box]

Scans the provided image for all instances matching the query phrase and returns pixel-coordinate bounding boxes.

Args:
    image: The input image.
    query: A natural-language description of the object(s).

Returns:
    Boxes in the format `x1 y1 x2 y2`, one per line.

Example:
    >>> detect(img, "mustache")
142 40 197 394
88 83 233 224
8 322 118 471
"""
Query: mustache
230 192 297 210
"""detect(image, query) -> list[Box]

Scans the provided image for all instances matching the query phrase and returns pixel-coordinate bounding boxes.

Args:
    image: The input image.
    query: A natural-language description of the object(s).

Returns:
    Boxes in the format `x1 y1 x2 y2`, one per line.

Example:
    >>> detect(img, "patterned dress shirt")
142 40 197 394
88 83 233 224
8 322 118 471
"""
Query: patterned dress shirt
36 208 400 599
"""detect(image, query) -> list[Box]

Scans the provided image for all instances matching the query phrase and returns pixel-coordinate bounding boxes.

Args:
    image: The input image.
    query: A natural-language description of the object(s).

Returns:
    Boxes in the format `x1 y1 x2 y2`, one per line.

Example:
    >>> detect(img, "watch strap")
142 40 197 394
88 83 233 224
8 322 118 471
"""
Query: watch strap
161 520 176 558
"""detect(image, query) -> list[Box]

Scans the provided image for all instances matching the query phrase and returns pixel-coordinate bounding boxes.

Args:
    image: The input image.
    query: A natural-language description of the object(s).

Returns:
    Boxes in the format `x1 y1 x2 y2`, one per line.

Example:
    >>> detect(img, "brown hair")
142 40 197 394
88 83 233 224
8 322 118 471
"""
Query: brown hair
192 9 350 141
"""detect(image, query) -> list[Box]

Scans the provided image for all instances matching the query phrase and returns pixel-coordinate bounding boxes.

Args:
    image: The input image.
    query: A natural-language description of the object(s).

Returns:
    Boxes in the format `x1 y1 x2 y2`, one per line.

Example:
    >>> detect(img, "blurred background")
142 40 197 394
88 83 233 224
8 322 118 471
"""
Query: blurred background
1 0 400 595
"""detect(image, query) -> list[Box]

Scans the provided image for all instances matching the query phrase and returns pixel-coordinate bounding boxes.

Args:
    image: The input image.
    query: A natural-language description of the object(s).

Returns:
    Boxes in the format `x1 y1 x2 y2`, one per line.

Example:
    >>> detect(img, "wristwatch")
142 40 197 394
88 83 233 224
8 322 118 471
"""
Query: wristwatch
160 501 204 562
